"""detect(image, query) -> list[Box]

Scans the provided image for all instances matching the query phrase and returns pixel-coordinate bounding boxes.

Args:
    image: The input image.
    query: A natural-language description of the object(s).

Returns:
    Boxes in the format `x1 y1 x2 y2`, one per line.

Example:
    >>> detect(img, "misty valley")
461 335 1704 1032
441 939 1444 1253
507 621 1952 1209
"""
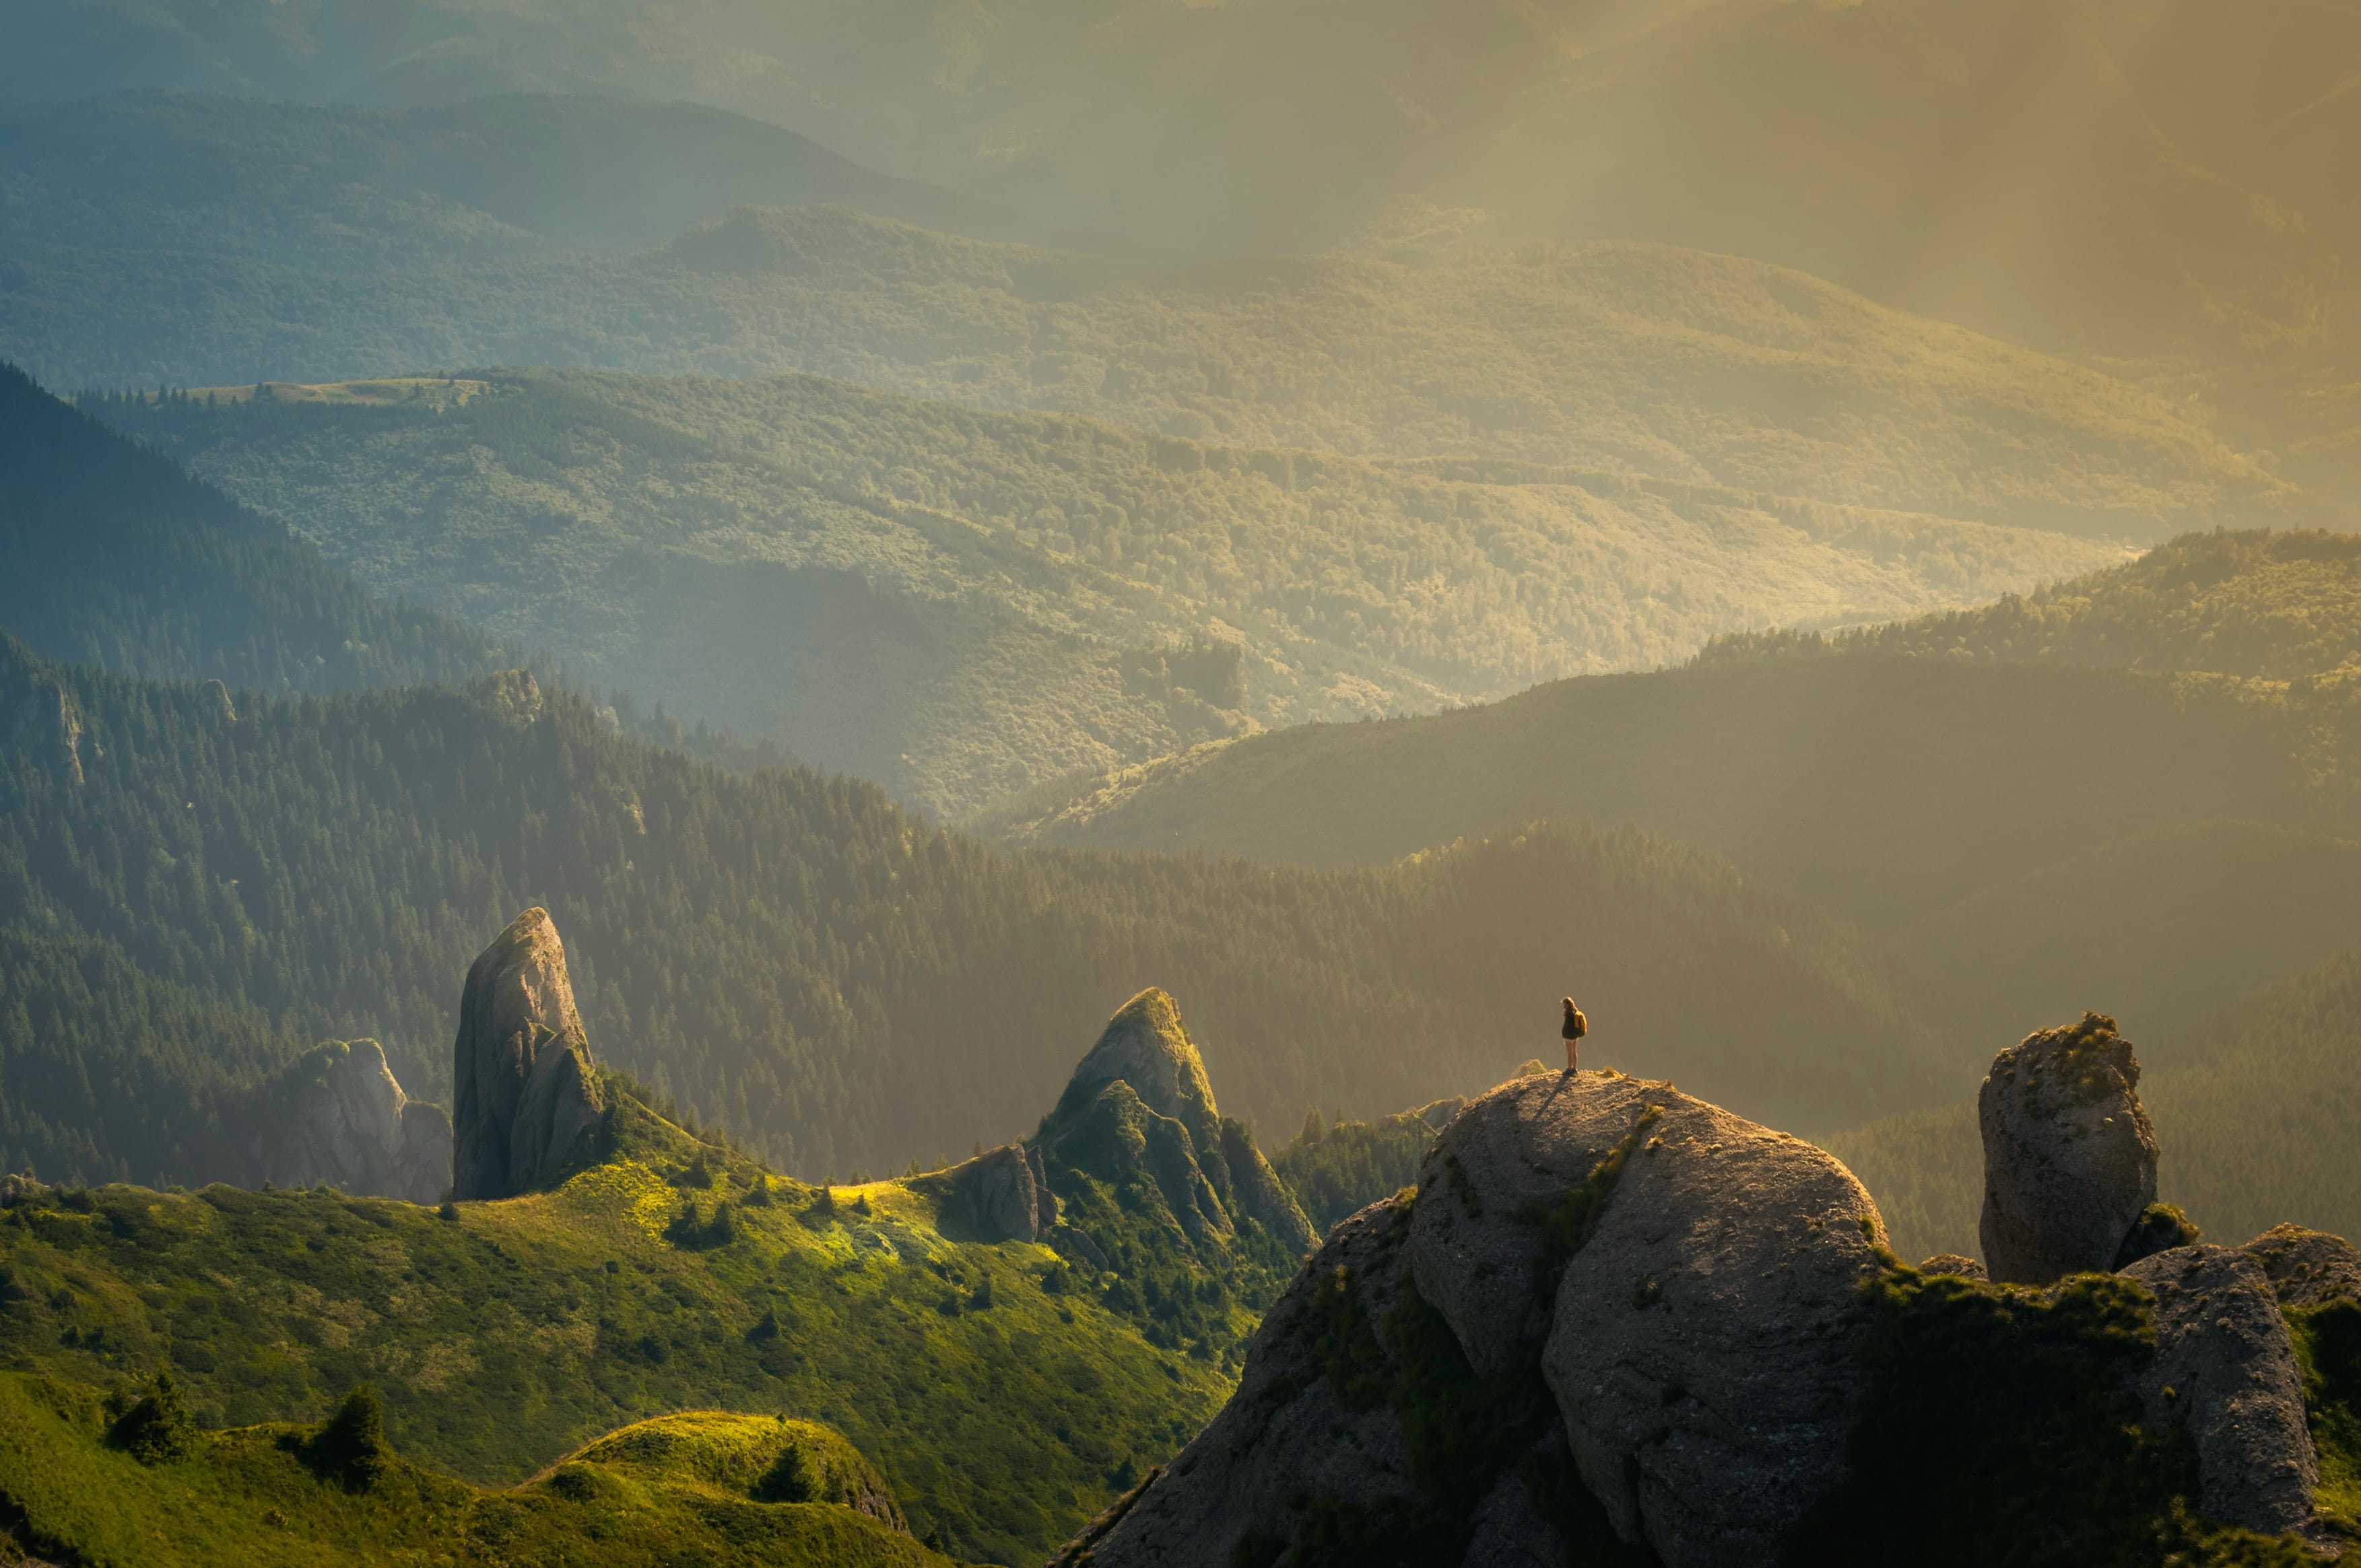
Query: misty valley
3 1 2361 1563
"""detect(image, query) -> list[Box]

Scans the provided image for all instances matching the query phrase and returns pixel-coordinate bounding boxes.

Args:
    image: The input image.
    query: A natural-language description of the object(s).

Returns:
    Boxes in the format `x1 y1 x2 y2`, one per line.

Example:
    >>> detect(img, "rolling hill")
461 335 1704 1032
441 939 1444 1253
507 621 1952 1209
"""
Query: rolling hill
88 367 2127 815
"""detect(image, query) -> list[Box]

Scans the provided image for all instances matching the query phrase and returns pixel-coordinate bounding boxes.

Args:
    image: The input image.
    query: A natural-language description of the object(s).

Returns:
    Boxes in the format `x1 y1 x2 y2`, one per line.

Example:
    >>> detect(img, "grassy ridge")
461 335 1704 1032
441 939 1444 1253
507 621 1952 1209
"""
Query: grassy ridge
0 1382 951 1568
90 367 2120 816
0 1136 1224 1563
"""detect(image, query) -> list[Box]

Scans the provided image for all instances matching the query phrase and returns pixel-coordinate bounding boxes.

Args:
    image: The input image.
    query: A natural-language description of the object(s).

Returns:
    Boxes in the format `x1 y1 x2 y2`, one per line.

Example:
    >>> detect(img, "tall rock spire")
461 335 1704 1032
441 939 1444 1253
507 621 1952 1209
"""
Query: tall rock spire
451 908 607 1200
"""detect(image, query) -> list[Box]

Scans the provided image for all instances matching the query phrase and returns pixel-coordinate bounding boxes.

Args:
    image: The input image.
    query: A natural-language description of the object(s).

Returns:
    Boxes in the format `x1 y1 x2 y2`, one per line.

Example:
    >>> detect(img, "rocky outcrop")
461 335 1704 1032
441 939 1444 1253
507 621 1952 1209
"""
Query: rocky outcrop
935 1143 1057 1243
200 678 236 724
1541 1087 1888 1567
451 908 607 1200
1978 1013 2158 1285
1406 1070 1660 1378
1039 988 1314 1254
1916 1254 1988 1280
2241 1223 2361 1309
1077 1072 1888 1568
248 1039 451 1203
2118 1246 2322 1540
1062 1198 1430 1567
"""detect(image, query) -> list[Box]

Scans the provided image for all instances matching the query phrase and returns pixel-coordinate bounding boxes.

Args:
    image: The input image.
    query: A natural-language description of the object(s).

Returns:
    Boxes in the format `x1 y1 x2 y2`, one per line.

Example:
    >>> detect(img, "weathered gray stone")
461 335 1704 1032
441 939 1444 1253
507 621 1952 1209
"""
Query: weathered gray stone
1541 1086 1888 1568
451 908 607 1200
2240 1223 2361 1309
1915 1254 1988 1281
253 1039 451 1203
937 1143 1046 1243
1067 1198 1424 1568
201 678 236 724
1978 1013 2158 1285
2119 1245 2320 1539
1458 1443 1568 1568
1406 1070 1660 1378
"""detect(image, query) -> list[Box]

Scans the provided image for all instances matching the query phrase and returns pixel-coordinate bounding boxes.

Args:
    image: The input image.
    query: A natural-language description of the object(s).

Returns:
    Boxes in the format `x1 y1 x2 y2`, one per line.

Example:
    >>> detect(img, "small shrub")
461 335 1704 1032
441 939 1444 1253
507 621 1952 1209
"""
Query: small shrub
304 1384 392 1492
107 1371 197 1464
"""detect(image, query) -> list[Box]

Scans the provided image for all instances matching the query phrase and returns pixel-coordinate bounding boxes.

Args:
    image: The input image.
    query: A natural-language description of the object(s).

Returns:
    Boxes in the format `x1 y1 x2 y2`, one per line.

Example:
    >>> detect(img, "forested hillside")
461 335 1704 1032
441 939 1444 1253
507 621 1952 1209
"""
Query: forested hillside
983 598 2361 1071
0 365 510 693
90 368 2119 815
3 135 2287 543
0 633 1960 1188
1704 530 2361 679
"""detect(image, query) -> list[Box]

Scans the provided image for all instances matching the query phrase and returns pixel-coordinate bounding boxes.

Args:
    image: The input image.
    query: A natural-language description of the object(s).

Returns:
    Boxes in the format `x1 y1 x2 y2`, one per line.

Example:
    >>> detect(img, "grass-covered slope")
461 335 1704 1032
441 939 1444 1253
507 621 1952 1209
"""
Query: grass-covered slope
0 630 1954 1190
0 364 510 695
0 984 1341 1564
0 1382 950 1568
90 367 2119 815
0 1132 1219 1562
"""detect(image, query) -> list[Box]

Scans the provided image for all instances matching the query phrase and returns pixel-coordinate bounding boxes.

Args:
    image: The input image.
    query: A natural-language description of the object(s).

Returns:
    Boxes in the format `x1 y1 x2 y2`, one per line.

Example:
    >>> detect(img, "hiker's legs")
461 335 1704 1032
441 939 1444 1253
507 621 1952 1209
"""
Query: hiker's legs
1564 1035 1578 1073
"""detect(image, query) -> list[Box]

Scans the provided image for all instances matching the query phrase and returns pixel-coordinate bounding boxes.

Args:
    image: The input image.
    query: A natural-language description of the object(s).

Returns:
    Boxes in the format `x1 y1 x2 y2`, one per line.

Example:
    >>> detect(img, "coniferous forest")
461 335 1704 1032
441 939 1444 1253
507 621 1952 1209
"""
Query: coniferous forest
7 10 2361 1564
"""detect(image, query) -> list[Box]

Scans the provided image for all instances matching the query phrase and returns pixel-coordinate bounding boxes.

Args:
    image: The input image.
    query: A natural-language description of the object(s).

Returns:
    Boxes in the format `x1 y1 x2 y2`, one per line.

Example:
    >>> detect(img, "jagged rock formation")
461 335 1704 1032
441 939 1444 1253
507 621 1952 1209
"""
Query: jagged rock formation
2118 1245 2322 1540
1978 1012 2158 1285
2242 1224 2361 1309
1038 988 1315 1255
1075 1072 1888 1568
451 908 607 1200
200 678 236 723
936 1143 1057 1243
246 1039 451 1204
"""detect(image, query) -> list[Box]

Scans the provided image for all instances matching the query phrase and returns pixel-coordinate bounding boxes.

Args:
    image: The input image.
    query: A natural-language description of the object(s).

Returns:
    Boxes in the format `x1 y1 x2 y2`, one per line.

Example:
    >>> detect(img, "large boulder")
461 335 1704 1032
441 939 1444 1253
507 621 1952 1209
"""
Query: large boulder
1539 1086 1888 1568
1978 1013 2158 1285
1406 1070 1661 1378
2240 1223 2361 1309
251 1039 451 1203
2118 1246 2321 1540
934 1143 1055 1243
451 908 607 1200
1058 1198 1428 1567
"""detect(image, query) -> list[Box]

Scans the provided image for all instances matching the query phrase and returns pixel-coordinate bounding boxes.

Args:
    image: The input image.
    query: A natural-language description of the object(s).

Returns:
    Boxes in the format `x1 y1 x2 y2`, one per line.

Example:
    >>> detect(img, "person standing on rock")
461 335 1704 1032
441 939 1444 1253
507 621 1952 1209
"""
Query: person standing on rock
1561 997 1587 1073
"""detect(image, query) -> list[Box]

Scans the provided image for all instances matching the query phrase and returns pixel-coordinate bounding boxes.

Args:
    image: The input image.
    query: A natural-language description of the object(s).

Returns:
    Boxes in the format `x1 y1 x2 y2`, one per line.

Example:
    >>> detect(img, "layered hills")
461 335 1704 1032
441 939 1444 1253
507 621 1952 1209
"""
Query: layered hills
12 0 2358 368
983 533 2361 1054
89 366 2125 815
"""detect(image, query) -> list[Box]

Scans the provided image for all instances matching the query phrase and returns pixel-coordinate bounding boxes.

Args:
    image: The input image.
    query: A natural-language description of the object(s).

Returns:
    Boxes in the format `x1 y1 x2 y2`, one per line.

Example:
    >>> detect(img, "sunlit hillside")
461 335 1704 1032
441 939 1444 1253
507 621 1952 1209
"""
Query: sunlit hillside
90 369 2121 814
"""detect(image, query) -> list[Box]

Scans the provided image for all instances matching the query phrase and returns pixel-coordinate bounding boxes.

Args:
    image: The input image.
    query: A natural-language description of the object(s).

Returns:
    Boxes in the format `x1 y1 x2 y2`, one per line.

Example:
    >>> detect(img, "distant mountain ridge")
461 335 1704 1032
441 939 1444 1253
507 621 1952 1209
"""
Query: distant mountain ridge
9 0 2356 366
